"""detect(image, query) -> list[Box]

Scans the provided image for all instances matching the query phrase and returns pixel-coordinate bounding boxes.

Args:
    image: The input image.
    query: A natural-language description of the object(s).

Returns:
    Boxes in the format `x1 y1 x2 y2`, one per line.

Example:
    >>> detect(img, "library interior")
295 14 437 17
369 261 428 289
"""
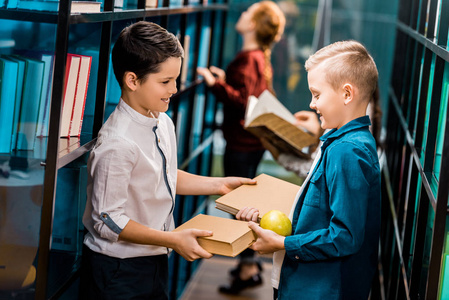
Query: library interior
0 0 448 299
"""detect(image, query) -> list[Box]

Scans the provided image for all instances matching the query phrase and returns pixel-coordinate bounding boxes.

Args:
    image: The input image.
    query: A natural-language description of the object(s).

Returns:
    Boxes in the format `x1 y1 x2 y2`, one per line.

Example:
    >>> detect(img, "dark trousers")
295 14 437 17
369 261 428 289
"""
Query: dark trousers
223 147 265 259
79 245 168 300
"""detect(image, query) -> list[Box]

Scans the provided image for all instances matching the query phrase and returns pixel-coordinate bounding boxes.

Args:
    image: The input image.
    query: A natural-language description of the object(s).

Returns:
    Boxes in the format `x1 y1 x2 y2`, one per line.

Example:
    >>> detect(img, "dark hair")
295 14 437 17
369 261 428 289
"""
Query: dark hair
112 21 184 88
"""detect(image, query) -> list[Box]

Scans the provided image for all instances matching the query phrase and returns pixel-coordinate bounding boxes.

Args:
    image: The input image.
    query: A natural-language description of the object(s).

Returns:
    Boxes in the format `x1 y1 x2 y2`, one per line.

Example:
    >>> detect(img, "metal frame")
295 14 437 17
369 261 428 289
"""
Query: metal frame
379 0 449 298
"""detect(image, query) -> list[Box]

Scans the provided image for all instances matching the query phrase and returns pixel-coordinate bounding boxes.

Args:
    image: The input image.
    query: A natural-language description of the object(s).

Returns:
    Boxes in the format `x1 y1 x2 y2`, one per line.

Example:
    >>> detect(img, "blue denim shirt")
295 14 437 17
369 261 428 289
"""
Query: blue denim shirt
279 116 381 300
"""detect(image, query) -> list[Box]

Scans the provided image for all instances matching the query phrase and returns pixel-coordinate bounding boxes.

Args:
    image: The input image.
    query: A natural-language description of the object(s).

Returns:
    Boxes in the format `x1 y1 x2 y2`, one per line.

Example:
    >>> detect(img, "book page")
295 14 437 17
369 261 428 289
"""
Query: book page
246 113 317 158
245 90 297 126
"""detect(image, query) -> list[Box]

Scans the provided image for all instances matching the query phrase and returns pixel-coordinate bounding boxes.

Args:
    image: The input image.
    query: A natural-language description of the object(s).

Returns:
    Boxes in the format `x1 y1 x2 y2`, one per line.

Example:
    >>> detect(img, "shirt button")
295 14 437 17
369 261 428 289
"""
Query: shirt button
158 139 160 143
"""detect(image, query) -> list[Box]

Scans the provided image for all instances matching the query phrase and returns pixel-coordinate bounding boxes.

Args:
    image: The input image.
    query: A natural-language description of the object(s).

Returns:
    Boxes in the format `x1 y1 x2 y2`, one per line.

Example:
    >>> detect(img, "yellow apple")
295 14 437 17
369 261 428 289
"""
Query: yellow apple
260 210 292 236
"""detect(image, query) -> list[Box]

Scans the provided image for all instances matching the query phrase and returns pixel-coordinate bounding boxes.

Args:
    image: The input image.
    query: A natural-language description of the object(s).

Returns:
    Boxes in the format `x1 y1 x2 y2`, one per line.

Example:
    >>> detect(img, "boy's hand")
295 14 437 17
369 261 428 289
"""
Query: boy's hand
172 229 214 261
218 177 257 195
236 207 259 222
197 67 216 87
248 221 285 254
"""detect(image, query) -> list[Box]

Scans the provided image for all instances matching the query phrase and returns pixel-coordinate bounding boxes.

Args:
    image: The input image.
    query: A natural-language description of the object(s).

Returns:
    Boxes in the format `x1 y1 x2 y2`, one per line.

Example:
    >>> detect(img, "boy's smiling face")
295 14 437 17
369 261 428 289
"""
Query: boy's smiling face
128 56 181 117
307 63 348 130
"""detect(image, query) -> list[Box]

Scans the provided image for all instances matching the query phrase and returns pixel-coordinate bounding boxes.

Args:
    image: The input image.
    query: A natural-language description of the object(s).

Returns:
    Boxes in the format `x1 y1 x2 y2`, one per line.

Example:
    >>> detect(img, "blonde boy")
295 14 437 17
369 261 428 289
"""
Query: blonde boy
239 40 381 299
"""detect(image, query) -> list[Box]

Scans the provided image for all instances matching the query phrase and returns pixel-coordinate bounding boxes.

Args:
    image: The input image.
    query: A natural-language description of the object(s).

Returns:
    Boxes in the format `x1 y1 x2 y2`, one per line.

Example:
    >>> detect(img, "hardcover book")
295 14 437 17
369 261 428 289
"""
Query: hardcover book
173 214 256 257
17 0 101 13
17 57 45 151
69 54 92 137
1 55 24 152
0 57 18 153
215 173 300 220
60 54 81 138
245 90 318 158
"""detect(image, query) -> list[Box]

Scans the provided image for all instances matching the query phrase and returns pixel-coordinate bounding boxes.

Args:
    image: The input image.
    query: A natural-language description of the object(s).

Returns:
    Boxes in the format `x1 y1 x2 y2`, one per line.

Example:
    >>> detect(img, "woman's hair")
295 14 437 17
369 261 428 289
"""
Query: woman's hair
252 1 286 93
112 21 184 88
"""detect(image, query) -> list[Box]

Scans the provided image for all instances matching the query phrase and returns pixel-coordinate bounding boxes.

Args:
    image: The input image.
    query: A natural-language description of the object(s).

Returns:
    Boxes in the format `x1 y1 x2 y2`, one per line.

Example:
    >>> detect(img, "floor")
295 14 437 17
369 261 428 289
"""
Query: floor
179 256 274 300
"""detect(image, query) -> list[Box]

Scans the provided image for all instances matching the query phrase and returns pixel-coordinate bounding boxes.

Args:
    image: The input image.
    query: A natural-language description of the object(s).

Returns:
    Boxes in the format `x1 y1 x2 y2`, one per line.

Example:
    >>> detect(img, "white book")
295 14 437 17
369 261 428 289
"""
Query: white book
60 55 81 138
69 55 91 137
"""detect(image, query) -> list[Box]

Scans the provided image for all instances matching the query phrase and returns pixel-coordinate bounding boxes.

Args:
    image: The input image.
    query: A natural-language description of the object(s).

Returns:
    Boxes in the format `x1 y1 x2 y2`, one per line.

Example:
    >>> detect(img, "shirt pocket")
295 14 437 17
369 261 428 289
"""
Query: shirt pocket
304 168 324 208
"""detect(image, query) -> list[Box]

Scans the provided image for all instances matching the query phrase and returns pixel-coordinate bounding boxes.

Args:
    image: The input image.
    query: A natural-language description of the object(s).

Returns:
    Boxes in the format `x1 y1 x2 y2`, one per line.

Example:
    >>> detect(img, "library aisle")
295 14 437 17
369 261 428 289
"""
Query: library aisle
180 255 273 300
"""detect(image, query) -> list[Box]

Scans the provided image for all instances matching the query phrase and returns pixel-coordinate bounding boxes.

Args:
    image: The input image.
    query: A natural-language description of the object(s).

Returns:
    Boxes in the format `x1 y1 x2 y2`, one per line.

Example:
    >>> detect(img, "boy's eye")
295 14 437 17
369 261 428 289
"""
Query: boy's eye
162 80 170 84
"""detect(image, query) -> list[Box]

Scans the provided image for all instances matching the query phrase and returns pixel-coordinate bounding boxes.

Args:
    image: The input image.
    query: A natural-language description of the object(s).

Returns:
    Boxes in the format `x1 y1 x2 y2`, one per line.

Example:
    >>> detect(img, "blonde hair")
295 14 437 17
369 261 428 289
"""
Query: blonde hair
305 40 378 103
252 1 286 93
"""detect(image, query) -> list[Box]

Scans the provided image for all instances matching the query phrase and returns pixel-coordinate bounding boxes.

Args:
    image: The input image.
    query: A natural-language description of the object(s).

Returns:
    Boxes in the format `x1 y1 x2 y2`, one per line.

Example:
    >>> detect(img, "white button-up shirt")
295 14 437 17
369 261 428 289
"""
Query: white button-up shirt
83 99 177 258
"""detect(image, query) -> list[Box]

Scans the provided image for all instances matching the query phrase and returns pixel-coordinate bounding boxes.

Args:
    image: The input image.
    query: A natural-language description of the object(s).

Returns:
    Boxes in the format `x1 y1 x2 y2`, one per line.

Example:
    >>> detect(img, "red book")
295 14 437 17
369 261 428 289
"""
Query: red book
60 54 81 137
69 55 92 137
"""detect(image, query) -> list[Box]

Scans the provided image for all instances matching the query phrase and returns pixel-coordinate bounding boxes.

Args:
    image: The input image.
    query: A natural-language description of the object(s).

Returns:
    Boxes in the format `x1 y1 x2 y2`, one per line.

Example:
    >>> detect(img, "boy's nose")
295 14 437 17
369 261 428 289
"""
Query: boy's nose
309 100 316 110
170 82 178 95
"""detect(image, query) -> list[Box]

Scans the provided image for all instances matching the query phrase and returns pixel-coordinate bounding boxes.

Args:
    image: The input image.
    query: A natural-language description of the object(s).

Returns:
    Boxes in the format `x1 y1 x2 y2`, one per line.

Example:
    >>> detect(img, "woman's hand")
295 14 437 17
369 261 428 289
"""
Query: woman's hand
197 67 216 87
294 110 322 137
209 66 226 81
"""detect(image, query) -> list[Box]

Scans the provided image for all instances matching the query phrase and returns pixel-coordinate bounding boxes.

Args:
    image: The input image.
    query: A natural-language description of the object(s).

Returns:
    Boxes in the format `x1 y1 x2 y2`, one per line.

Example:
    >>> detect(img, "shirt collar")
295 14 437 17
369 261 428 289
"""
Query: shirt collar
320 115 371 147
118 99 159 127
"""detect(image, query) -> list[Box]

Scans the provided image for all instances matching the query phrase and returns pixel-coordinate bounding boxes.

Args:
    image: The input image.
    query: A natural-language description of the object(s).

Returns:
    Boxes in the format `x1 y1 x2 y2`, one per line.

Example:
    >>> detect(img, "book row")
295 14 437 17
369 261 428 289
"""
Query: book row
0 52 92 153
0 0 206 12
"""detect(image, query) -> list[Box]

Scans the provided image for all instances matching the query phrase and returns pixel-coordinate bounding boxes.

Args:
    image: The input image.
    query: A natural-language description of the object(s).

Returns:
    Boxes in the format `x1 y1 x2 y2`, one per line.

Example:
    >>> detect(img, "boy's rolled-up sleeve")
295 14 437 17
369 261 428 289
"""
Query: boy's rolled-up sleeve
284 141 377 261
89 137 135 242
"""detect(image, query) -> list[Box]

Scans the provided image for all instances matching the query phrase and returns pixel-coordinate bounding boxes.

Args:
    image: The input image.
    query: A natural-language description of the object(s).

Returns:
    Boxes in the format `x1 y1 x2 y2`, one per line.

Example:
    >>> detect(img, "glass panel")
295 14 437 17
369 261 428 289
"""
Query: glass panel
420 53 436 165
418 200 435 296
433 62 449 183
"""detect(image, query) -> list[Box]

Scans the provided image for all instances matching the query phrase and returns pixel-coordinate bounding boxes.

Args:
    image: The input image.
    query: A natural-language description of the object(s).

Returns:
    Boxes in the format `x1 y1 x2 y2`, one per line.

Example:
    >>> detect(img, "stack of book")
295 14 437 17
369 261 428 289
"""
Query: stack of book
174 174 300 257
0 52 92 154
9 0 102 13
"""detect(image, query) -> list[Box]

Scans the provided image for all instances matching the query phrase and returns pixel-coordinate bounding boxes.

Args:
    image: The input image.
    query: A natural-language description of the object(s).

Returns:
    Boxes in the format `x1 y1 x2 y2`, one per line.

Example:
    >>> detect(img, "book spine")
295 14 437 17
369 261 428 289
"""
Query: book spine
69 55 92 137
36 54 54 137
60 54 81 138
76 56 92 137
5 56 25 152
0 59 18 153
17 59 44 150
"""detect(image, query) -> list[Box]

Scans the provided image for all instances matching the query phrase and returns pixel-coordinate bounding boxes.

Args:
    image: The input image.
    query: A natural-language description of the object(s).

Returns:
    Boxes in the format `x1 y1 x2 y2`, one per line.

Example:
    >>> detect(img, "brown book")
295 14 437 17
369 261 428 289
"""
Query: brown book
215 173 300 220
173 214 256 257
244 90 318 158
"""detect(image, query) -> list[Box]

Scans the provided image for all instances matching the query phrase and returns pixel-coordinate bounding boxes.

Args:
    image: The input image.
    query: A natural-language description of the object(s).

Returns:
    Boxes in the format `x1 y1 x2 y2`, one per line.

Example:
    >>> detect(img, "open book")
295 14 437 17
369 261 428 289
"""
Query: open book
245 90 318 158
173 214 256 257
215 173 300 221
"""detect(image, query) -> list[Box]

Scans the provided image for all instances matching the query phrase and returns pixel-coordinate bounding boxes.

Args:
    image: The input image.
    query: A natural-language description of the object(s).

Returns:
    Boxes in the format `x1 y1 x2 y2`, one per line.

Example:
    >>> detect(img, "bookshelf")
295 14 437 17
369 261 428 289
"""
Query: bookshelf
0 0 228 299
379 0 449 299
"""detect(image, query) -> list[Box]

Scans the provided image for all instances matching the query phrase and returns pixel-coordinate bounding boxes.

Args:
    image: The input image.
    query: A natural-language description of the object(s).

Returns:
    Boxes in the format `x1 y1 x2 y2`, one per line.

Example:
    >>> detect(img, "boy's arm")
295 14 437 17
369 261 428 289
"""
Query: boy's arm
118 219 213 261
283 143 378 261
176 169 256 195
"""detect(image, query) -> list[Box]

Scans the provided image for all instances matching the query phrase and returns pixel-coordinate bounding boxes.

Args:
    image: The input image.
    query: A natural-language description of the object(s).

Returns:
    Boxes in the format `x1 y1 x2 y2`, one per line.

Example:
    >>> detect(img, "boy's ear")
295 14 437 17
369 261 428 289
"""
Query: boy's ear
124 71 139 91
342 83 354 105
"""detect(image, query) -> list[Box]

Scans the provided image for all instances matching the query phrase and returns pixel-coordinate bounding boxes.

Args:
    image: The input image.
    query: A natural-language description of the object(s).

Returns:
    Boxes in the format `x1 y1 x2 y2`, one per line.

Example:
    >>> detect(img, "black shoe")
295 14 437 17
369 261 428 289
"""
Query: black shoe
219 273 263 295
229 261 263 278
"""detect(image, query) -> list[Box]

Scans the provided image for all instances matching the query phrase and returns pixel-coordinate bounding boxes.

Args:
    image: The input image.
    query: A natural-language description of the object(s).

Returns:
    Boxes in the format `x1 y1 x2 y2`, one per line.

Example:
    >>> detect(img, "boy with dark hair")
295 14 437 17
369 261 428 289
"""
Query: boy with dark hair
80 21 255 299
239 40 381 299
